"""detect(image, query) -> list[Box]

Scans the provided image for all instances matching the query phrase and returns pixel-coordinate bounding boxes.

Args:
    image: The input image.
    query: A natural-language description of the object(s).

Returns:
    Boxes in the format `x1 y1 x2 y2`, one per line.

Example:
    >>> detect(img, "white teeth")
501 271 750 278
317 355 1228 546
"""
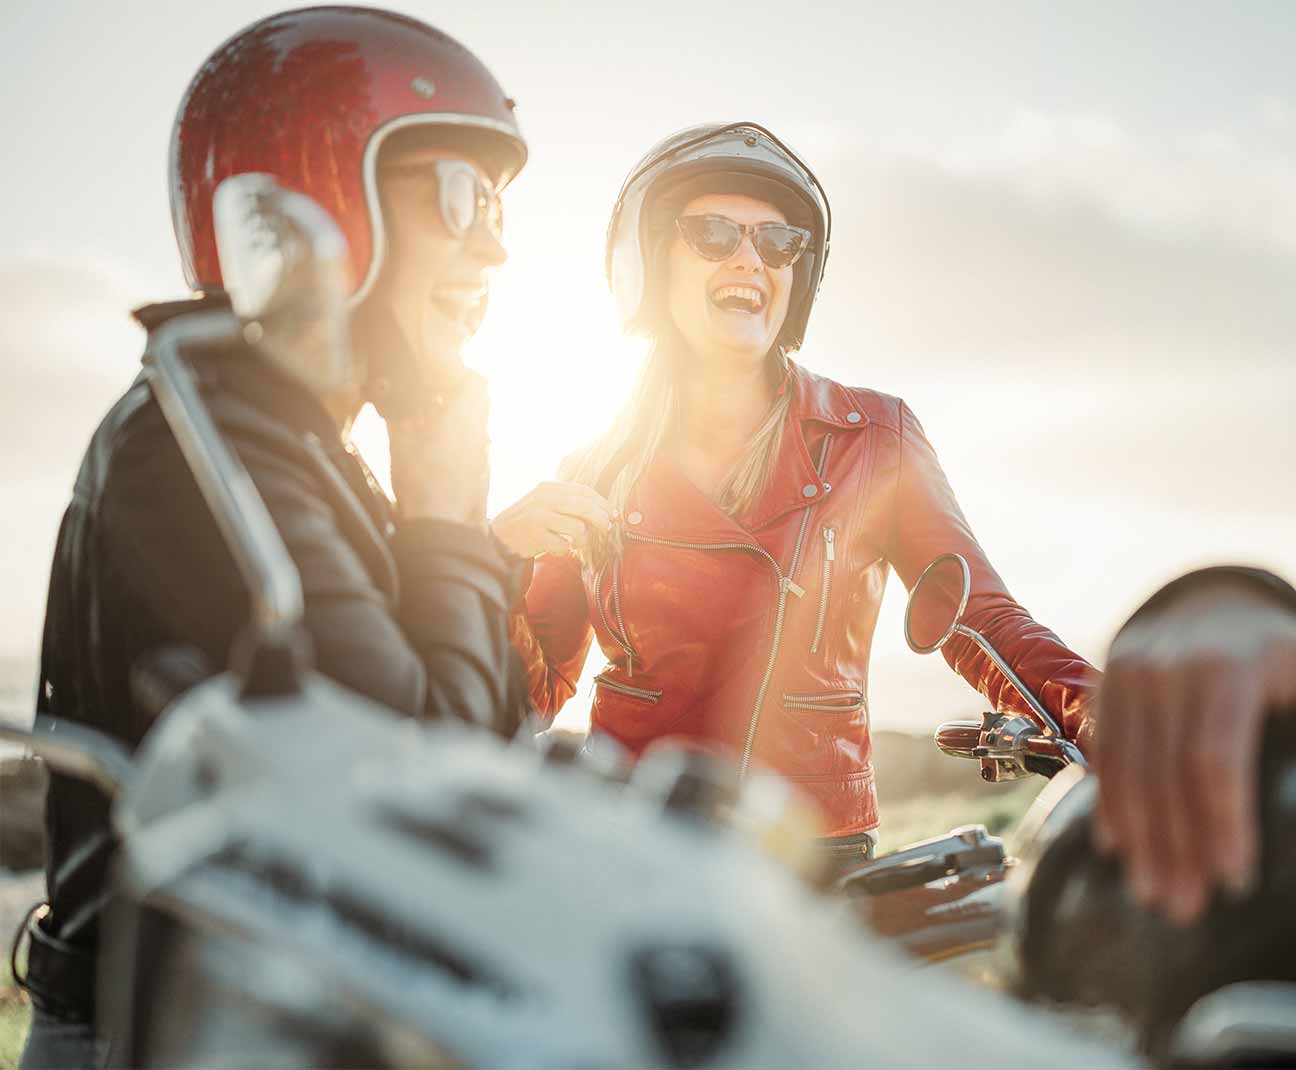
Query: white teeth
711 285 765 310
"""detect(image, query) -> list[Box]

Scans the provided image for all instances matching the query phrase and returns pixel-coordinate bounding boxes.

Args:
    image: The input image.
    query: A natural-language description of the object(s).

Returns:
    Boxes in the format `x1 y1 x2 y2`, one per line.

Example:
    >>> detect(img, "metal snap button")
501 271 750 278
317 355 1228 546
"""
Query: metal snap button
801 484 818 498
846 411 862 424
627 511 644 525
822 483 832 493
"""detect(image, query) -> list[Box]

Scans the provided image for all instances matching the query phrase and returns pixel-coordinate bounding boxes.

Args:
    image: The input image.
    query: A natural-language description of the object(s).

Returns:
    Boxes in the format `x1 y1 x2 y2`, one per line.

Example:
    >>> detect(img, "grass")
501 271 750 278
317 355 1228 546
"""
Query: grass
0 957 30 1070
875 777 1044 854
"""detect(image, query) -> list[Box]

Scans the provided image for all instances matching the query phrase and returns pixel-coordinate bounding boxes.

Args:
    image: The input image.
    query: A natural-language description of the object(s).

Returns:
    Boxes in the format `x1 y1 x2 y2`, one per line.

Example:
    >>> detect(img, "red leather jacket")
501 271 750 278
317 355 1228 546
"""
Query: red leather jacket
510 363 1097 836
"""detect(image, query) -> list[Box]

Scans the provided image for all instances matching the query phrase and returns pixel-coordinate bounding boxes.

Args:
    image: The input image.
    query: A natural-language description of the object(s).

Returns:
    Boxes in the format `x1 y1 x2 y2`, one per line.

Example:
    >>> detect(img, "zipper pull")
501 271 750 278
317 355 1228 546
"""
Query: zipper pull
824 527 835 561
626 652 634 678
782 577 806 598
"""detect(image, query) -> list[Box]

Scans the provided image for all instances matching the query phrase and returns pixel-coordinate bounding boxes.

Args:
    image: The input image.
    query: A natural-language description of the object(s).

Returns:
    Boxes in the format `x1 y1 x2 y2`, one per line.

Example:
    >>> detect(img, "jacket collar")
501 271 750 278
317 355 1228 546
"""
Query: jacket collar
785 360 870 431
741 361 868 531
134 293 345 452
628 362 869 544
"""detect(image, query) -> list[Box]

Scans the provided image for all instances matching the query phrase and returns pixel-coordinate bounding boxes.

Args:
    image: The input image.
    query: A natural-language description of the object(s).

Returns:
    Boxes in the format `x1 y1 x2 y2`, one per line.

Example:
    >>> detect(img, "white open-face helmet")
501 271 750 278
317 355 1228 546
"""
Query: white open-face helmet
606 121 832 354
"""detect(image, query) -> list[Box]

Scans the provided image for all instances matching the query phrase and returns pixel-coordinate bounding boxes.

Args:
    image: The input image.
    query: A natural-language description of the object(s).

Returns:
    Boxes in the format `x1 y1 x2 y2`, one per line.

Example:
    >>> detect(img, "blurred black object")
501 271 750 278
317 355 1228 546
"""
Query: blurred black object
1006 716 1296 1062
0 756 47 871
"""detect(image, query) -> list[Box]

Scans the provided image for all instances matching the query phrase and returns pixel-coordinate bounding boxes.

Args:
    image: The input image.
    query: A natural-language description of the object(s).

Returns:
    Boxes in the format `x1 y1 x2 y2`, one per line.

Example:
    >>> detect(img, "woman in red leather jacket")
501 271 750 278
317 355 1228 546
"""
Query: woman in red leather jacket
493 122 1096 865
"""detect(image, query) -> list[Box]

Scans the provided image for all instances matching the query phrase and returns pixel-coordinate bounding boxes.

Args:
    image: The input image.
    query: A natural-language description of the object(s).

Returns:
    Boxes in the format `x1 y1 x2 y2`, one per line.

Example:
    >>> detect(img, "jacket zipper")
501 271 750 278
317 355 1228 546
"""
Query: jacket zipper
622 433 834 777
593 563 637 675
612 558 633 676
624 533 804 775
783 688 862 712
594 672 662 703
810 527 835 655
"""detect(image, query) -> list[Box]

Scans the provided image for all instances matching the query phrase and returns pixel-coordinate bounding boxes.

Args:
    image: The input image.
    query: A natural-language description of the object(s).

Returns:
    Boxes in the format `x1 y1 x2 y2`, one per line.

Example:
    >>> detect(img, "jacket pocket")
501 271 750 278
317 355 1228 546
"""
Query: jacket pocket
595 672 662 704
810 526 835 655
782 688 863 714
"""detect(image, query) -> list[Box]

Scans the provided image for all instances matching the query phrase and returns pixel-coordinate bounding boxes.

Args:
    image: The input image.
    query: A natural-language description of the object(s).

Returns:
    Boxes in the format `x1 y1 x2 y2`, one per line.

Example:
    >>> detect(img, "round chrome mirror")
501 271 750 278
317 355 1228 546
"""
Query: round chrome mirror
904 553 971 655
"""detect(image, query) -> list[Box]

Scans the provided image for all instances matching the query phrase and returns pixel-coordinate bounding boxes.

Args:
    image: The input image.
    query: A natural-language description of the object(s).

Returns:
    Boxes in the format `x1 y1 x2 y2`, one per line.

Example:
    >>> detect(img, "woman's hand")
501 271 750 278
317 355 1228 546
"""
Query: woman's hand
1092 575 1296 925
491 481 614 559
388 371 491 526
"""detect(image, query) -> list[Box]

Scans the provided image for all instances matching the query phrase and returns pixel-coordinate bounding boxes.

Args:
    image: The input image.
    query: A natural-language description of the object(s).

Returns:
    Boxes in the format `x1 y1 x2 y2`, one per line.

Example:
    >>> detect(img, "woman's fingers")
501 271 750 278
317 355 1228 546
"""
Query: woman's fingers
538 482 614 530
1119 658 1169 908
491 480 617 559
1095 580 1296 926
543 511 593 548
1203 671 1265 897
1161 662 1217 923
536 531 575 556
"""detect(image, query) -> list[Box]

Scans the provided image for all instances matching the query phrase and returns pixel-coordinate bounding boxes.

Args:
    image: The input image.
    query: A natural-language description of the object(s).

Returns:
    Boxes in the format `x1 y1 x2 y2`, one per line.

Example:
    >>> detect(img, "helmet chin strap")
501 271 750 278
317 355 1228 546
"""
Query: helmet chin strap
766 346 792 390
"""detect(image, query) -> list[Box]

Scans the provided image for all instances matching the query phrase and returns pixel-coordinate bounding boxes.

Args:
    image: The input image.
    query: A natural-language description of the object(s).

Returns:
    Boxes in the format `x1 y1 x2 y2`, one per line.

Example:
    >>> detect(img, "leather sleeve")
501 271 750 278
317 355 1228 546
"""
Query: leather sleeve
388 517 528 733
508 552 594 718
886 401 1099 748
103 405 523 734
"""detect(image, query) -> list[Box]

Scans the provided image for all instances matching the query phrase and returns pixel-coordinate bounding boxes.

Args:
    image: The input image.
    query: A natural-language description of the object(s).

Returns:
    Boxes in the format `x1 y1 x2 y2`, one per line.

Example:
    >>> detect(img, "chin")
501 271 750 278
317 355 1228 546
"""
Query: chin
696 341 769 375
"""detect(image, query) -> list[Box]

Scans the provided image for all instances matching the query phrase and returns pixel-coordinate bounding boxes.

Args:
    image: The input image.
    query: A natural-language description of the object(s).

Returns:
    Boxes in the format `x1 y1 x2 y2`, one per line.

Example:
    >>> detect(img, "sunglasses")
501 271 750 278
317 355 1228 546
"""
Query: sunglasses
675 214 812 270
380 158 503 240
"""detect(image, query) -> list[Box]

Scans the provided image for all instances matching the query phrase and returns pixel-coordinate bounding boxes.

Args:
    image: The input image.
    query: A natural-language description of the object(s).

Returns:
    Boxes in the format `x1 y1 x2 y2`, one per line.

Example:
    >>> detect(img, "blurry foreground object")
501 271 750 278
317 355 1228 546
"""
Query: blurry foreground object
94 677 1132 1068
837 553 1296 1065
1092 567 1296 925
212 173 354 397
1003 720 1296 1066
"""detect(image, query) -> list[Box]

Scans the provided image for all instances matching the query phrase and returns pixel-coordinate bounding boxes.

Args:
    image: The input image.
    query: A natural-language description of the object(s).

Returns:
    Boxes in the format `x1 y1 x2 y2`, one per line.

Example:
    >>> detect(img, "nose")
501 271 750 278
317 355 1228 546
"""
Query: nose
726 232 762 272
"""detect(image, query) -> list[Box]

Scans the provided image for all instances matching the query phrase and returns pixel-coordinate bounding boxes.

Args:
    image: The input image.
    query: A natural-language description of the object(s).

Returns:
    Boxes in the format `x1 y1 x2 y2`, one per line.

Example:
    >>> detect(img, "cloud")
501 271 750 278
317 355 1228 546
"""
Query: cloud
911 108 1296 251
0 256 157 654
0 256 148 477
806 109 1296 373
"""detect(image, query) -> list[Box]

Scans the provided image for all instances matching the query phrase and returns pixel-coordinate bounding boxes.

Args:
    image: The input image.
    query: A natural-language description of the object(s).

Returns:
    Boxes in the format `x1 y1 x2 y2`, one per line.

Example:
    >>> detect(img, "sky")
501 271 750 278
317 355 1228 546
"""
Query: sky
1 1 1293 736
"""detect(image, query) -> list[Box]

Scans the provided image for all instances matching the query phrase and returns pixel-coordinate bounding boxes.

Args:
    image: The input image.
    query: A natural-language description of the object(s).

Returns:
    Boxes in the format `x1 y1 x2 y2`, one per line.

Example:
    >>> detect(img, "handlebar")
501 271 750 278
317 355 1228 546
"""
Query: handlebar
0 716 133 799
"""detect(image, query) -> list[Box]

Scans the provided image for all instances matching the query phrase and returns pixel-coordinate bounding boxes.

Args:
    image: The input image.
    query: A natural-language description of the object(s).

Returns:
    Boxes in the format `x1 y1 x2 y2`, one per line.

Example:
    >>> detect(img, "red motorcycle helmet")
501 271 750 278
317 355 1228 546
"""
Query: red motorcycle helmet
170 6 527 305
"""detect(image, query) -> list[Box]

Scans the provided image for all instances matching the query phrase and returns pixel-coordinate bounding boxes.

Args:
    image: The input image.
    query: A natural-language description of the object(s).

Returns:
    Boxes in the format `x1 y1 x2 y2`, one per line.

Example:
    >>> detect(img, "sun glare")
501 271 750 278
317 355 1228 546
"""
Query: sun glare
346 261 646 734
347 268 645 514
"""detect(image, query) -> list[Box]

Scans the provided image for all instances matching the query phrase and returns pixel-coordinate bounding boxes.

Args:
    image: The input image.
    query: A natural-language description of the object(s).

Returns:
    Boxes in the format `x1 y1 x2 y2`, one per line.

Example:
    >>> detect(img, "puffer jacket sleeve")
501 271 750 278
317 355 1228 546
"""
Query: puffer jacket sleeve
886 400 1099 748
508 552 594 719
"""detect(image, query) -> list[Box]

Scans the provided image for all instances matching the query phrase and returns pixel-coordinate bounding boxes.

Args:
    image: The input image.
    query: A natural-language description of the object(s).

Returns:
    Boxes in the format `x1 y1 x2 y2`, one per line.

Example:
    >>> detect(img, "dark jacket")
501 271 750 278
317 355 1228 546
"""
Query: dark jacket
38 299 526 955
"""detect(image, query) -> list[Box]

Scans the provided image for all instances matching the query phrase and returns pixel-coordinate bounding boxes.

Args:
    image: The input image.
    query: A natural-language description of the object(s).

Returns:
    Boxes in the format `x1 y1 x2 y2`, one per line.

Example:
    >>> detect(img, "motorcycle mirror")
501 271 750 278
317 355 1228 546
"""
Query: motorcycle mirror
904 553 971 655
905 553 1081 756
213 173 355 396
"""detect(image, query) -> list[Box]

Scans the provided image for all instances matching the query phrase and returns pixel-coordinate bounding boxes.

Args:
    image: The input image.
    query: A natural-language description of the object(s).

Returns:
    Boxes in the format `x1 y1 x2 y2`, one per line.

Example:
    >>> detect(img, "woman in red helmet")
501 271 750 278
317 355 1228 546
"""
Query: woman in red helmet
18 9 529 1066
496 122 1098 871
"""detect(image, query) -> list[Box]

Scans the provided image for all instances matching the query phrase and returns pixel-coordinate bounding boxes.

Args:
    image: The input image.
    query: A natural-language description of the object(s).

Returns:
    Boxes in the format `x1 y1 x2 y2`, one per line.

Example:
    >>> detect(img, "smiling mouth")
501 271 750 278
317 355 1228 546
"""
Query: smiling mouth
710 285 765 314
428 286 486 324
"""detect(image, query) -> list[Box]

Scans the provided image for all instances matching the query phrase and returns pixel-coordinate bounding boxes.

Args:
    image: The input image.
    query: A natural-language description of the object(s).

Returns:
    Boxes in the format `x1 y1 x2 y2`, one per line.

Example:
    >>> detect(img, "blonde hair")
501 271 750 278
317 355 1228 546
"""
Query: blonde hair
568 341 791 569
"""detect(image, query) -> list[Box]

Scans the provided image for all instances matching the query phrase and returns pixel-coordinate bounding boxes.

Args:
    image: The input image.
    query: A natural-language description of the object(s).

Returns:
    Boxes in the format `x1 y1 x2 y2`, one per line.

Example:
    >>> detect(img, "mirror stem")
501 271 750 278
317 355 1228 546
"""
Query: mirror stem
953 623 1074 746
144 310 308 696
